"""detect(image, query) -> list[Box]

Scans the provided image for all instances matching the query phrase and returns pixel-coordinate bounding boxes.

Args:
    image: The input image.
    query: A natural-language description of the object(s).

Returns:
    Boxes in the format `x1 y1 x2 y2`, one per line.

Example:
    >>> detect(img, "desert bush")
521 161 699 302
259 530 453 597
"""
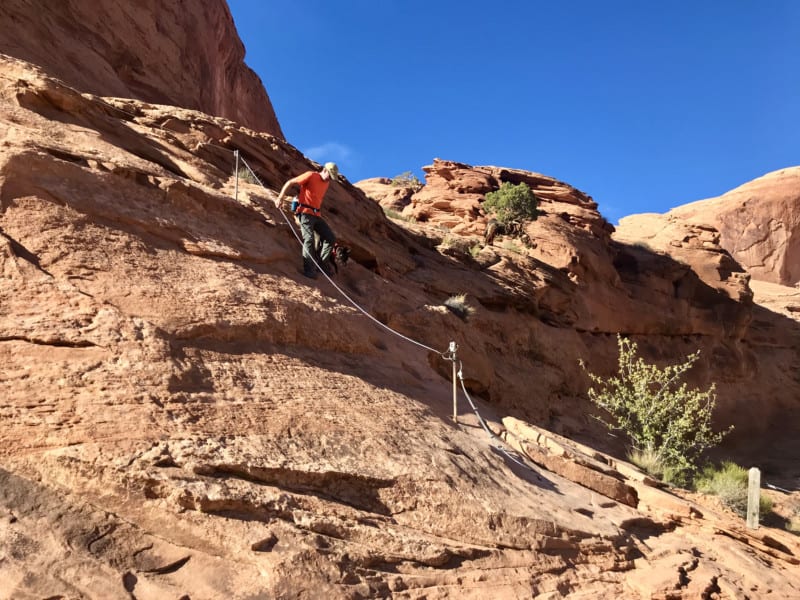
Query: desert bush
383 207 416 222
483 182 539 226
438 234 476 255
444 294 475 320
390 171 423 191
236 167 259 184
788 510 800 535
438 234 456 250
695 462 773 518
627 446 668 479
627 445 685 484
502 240 523 254
580 335 731 484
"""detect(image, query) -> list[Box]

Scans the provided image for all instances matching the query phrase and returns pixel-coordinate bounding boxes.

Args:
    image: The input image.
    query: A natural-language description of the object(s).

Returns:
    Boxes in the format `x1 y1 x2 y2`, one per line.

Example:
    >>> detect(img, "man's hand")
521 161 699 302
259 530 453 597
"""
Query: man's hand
274 196 283 208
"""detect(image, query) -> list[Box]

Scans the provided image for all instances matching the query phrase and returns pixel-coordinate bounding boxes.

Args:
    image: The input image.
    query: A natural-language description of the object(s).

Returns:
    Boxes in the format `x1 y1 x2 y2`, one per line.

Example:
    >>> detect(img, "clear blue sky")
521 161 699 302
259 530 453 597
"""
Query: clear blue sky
228 1 799 224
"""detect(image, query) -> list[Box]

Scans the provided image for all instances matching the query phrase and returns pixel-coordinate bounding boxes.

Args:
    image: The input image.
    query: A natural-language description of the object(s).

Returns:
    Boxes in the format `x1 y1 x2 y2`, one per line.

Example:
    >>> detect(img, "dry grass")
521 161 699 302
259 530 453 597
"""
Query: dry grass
444 294 475 321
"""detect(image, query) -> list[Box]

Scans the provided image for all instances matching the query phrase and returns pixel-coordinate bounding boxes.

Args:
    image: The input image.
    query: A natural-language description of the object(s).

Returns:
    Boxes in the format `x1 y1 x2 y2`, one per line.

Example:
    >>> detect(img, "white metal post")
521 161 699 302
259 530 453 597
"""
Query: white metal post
234 149 240 202
449 341 457 423
747 467 761 529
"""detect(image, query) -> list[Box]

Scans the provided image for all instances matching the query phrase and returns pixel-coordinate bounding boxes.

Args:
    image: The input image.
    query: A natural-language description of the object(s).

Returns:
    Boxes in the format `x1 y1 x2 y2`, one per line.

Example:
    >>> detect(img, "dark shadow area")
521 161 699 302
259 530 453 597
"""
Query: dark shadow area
0 226 51 275
489 445 561 494
0 466 158 581
618 516 676 542
198 463 396 517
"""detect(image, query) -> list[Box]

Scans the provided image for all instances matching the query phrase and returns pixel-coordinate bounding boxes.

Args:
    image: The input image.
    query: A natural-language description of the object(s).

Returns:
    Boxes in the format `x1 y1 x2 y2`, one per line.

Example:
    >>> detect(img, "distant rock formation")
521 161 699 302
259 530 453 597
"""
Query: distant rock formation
620 167 800 286
360 158 613 239
0 0 282 136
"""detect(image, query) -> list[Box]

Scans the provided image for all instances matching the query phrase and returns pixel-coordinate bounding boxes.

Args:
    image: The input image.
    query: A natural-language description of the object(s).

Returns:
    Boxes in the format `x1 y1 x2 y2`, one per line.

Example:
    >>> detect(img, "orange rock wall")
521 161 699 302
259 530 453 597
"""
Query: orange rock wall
0 0 282 136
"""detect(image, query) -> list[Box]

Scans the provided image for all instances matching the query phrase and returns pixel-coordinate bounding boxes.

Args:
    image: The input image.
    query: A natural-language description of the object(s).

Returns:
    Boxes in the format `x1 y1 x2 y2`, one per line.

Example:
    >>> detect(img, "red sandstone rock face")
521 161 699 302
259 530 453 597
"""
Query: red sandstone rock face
2 44 800 600
353 176 416 213
0 0 282 137
387 158 614 239
624 167 800 286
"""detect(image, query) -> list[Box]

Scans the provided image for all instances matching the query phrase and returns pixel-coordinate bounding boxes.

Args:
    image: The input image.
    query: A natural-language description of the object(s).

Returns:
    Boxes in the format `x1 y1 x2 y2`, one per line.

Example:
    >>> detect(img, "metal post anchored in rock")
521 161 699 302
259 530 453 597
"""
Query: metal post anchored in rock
234 149 240 203
747 467 761 529
448 341 458 423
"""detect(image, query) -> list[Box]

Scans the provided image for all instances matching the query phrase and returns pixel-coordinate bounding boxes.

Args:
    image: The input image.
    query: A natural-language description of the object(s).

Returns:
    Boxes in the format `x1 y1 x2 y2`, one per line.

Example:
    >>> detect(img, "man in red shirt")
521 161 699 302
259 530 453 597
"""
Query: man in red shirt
275 162 339 278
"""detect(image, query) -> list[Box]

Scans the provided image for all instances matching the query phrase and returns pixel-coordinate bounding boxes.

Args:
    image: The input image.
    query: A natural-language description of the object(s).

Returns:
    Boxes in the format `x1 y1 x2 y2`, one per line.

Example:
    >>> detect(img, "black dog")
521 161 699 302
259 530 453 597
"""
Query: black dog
313 234 351 275
330 242 351 274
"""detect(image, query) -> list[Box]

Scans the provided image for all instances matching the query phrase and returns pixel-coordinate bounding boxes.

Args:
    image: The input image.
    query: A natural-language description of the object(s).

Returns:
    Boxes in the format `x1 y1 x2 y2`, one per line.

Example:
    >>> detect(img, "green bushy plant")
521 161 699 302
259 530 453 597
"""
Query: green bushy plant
627 446 668 480
580 335 731 484
695 462 773 518
483 182 539 226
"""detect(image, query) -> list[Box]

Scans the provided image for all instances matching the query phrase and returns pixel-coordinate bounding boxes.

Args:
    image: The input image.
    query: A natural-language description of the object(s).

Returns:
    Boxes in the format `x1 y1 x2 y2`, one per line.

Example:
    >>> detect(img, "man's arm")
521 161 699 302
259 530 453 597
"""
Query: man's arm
275 175 304 207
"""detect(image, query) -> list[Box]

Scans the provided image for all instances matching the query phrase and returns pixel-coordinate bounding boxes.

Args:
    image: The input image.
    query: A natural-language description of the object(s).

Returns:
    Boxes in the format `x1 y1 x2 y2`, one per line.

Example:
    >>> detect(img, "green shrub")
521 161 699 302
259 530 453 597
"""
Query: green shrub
580 335 731 484
483 182 539 226
438 234 456 250
695 462 773 518
390 171 423 191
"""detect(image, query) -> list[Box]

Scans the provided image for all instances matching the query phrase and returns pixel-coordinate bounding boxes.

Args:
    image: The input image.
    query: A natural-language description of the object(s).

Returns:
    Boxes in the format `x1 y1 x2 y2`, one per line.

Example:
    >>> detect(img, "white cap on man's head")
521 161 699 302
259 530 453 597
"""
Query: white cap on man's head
324 162 339 180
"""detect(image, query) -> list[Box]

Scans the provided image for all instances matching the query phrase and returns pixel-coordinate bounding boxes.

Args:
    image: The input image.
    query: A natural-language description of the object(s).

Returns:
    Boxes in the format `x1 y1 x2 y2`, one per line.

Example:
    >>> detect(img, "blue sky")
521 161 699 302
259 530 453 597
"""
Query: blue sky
227 1 799 224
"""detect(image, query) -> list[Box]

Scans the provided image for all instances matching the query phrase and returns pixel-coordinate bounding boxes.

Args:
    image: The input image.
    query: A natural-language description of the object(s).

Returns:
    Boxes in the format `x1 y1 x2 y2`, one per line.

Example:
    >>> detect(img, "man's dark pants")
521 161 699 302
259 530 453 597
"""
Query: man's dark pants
299 213 335 276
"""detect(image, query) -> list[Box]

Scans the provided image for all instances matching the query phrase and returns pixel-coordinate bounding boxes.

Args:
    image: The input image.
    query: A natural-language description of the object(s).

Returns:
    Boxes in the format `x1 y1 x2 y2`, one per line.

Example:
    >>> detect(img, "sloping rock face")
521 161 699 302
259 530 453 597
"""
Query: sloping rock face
358 161 800 451
614 175 800 469
622 167 800 286
2 55 800 600
0 0 282 137
356 176 417 213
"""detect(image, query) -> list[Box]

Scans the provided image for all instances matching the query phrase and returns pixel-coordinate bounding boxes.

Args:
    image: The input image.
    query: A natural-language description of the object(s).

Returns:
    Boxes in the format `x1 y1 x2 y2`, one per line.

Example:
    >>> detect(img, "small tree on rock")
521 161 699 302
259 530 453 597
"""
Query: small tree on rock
483 182 539 226
580 335 731 484
390 171 423 191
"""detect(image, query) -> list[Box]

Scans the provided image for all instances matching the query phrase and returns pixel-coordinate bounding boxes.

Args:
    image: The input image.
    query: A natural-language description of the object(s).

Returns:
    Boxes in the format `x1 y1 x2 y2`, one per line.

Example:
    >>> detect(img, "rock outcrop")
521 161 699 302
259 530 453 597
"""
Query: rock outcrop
2 6 800 598
358 160 800 451
0 0 282 136
619 167 800 286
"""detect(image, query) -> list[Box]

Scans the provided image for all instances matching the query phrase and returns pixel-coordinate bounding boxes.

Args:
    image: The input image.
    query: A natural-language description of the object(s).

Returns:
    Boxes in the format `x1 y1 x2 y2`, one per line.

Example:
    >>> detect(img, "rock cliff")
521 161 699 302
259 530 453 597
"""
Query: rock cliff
0 0 282 136
618 167 800 286
1 5 800 599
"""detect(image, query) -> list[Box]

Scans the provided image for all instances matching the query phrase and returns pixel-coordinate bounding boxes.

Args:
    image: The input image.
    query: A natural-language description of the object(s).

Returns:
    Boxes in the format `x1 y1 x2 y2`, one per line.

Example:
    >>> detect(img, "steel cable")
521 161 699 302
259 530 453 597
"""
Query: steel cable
239 157 444 356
